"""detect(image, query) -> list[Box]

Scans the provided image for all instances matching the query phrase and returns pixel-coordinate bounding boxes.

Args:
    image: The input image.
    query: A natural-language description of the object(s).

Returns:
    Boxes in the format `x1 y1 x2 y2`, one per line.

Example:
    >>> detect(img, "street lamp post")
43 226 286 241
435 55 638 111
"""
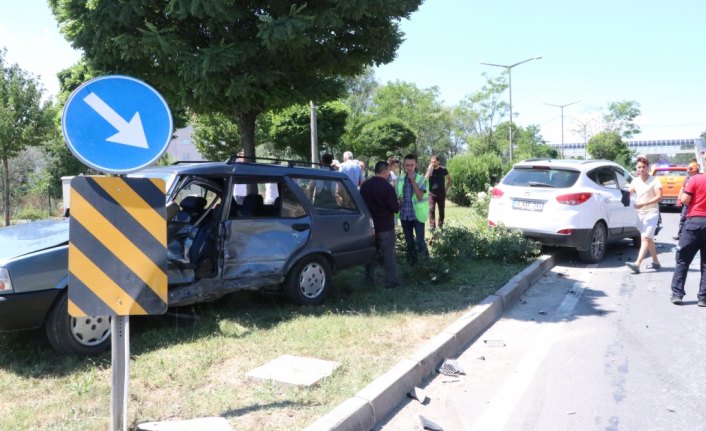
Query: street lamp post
544 100 581 159
480 56 542 162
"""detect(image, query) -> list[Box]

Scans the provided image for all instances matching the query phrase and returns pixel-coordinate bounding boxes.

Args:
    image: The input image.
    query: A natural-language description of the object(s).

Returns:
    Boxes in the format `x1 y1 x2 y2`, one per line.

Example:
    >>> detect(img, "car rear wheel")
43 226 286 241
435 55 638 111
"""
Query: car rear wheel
578 222 607 263
45 292 111 356
284 256 332 306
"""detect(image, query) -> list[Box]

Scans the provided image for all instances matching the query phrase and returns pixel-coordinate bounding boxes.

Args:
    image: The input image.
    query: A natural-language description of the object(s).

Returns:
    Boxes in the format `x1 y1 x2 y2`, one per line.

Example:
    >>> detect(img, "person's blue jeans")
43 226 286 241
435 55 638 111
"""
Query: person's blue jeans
671 217 706 300
400 218 428 265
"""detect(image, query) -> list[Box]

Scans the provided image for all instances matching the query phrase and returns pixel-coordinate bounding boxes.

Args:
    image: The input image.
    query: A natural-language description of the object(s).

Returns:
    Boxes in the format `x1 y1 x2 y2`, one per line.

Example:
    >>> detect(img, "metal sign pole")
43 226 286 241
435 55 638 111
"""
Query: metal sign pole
111 315 130 431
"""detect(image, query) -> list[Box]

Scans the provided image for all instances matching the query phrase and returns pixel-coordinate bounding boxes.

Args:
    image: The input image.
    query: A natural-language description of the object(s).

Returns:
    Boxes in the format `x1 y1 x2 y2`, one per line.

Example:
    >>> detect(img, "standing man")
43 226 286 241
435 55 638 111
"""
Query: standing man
425 155 452 231
340 151 364 187
387 157 399 187
360 161 400 289
674 161 700 240
396 154 429 265
625 156 662 273
670 161 706 306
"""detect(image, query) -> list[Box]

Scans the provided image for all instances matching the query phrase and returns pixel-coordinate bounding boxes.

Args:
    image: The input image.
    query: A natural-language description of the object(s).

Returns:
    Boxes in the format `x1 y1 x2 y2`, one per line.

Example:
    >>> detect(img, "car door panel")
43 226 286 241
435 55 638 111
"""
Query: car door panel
221 218 310 282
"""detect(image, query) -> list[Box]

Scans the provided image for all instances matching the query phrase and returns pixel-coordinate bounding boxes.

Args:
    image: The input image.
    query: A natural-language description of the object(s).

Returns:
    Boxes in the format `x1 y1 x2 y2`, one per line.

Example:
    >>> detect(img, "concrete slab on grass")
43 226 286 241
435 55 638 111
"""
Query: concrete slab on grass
137 417 232 431
247 354 340 386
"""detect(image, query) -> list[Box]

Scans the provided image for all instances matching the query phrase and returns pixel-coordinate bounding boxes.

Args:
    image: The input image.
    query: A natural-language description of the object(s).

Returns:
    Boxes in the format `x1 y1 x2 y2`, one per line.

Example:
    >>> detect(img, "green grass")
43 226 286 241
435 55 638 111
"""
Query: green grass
0 204 531 430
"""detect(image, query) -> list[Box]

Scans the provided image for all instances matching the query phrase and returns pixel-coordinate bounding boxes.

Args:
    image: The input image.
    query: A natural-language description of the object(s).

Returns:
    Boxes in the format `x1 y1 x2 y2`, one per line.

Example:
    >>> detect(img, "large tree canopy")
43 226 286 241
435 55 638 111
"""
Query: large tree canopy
0 49 55 225
49 0 422 159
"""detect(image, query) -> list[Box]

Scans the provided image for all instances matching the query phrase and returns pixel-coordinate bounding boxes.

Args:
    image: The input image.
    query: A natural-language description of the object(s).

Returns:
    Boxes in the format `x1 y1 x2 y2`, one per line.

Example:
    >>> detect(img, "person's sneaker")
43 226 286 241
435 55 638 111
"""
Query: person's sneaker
698 299 706 307
671 295 683 305
646 262 661 270
625 262 640 273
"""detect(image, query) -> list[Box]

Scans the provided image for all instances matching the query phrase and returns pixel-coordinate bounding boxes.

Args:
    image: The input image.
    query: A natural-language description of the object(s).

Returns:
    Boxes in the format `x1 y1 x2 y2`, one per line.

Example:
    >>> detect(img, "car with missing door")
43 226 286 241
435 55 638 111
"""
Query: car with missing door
488 158 641 263
0 158 376 355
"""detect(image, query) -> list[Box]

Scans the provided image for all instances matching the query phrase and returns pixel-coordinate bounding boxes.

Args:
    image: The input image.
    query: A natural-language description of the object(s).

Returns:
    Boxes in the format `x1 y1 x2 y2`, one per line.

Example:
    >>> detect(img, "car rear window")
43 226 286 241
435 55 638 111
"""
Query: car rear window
502 167 580 188
654 170 687 177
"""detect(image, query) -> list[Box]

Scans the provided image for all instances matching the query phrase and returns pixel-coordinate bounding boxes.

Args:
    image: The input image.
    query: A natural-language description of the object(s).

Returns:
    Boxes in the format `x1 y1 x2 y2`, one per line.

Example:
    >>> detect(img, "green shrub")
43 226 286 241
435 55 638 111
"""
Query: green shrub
447 153 506 206
14 207 50 221
429 223 540 263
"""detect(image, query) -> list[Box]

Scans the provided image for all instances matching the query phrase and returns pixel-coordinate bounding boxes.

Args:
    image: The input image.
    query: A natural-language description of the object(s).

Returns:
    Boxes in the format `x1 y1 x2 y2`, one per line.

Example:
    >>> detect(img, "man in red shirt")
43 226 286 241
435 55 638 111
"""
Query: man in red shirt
670 171 706 306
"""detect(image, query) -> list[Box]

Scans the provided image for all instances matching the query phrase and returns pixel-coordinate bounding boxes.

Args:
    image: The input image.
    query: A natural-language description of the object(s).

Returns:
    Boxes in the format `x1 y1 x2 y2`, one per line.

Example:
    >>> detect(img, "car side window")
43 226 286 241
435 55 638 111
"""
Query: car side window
614 167 631 189
229 180 304 218
587 167 618 189
293 177 359 213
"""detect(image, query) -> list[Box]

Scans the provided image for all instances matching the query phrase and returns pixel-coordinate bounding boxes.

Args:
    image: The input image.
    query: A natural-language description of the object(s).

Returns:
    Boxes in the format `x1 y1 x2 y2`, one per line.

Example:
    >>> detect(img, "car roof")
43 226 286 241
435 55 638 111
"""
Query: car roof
512 158 620 171
135 161 350 180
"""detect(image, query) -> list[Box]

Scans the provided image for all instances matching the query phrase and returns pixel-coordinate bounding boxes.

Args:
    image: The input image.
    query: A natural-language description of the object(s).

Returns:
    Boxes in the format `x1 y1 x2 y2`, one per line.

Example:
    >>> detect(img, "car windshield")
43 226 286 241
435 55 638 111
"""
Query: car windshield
503 167 580 188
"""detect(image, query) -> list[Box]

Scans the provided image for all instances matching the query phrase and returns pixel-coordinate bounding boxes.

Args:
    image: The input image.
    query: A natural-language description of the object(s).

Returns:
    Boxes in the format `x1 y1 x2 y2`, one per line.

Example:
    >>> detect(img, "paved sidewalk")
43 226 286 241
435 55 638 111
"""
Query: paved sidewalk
305 253 558 431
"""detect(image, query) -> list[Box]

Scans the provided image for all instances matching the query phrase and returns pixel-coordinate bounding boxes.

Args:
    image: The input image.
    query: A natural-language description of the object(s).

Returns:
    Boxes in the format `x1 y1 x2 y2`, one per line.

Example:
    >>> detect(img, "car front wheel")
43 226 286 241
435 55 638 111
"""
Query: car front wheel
578 222 607 263
45 292 111 356
284 256 332 306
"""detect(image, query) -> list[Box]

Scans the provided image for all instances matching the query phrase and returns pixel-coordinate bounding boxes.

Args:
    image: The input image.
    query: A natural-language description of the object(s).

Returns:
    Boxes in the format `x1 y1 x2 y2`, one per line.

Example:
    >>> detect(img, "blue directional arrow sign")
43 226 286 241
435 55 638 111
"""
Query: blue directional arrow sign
62 75 173 174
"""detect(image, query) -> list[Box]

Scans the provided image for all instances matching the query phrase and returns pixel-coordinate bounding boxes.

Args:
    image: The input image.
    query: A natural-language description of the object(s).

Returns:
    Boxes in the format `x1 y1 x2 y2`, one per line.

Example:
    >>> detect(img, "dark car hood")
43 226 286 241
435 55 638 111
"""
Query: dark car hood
0 219 70 262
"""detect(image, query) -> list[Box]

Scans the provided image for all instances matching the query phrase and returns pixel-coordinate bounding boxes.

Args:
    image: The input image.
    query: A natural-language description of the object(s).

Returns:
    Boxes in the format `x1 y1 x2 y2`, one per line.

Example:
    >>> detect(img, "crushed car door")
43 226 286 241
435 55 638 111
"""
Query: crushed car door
221 180 310 287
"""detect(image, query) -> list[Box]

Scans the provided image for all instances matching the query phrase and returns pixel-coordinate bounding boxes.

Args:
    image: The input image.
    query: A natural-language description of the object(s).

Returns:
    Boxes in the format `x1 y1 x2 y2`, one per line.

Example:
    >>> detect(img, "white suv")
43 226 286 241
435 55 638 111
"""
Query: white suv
488 159 640 263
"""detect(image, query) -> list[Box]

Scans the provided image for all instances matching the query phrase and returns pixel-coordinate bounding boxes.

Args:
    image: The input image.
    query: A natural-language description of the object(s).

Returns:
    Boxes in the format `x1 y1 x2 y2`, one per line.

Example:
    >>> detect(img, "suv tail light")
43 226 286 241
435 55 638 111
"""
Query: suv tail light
491 187 504 199
556 192 592 205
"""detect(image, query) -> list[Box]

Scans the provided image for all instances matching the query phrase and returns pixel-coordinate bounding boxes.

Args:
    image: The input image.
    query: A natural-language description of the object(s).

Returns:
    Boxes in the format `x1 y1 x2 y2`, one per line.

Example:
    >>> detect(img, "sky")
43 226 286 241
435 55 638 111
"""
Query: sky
1 1 705 146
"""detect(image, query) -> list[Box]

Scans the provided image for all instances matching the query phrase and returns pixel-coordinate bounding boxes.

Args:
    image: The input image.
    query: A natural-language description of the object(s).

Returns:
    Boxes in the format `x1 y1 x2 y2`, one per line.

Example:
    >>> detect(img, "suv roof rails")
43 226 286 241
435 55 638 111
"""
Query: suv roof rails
224 155 332 169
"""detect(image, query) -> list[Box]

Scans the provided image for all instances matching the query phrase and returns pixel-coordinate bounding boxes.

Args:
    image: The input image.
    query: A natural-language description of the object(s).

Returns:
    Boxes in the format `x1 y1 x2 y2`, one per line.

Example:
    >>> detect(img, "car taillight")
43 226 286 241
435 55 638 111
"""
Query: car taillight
556 192 592 205
0 268 12 293
557 229 573 235
491 187 504 199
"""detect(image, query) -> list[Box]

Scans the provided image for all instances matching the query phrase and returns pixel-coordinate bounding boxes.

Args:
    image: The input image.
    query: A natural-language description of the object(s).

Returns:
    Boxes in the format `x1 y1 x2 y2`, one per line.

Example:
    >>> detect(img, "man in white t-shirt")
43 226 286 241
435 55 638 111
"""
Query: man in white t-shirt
625 156 663 273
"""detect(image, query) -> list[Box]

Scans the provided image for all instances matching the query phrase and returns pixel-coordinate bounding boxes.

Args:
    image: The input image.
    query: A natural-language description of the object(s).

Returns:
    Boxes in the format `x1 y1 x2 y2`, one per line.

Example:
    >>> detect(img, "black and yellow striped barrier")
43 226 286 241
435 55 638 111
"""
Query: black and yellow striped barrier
68 176 167 316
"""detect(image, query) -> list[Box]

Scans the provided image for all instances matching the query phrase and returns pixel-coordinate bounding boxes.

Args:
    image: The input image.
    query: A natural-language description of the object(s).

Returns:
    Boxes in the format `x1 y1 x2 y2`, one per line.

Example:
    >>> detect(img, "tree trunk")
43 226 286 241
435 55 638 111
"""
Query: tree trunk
237 111 259 159
2 156 9 226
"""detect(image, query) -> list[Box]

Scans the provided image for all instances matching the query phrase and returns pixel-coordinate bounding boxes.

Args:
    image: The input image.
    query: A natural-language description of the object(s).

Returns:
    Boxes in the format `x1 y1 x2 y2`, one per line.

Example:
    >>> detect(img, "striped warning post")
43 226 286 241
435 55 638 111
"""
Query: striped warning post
68 176 167 316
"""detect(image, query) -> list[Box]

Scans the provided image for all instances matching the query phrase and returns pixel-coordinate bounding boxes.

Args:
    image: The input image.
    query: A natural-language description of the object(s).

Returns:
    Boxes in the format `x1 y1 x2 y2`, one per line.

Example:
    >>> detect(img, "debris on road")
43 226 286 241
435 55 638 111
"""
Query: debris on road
483 339 506 347
419 414 444 431
407 386 429 404
438 358 465 376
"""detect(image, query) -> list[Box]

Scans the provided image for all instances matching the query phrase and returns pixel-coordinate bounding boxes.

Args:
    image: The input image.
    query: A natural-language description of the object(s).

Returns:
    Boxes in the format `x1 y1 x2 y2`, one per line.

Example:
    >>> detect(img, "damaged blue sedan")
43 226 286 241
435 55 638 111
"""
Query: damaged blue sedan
0 159 376 355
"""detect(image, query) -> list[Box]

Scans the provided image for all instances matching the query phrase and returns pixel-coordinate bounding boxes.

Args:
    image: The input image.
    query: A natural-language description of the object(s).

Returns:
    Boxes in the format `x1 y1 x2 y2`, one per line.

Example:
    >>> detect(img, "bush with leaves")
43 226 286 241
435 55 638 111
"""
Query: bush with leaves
446 152 506 206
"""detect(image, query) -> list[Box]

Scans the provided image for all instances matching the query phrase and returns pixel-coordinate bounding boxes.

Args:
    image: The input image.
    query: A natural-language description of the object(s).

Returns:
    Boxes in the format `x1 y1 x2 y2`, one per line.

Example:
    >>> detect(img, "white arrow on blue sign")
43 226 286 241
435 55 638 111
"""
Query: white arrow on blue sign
62 75 174 174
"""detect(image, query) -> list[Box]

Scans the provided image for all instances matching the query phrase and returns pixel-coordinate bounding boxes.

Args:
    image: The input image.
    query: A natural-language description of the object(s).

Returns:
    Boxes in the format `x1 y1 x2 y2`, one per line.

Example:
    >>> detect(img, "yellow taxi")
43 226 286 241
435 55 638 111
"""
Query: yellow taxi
651 165 688 206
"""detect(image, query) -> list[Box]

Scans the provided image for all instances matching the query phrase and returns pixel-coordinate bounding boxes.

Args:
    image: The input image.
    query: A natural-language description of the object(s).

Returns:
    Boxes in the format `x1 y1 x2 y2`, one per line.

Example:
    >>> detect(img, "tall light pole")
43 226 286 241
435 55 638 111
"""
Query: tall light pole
544 100 581 159
480 56 542 162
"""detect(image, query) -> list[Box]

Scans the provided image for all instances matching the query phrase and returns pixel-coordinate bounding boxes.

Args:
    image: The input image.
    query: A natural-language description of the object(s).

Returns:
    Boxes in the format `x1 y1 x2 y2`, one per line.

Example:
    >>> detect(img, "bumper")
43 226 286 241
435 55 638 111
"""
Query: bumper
0 289 62 332
520 228 593 250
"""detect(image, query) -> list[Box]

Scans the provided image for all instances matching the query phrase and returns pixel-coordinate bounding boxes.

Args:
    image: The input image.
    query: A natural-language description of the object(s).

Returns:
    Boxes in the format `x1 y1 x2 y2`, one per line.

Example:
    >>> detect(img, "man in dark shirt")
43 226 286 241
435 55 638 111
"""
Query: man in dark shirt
360 160 400 289
670 168 706 306
425 155 452 230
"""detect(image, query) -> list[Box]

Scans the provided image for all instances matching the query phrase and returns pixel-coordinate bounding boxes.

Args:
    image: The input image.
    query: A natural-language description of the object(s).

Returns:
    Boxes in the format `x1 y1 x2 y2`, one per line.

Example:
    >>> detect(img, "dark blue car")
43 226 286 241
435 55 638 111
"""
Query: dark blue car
0 160 376 355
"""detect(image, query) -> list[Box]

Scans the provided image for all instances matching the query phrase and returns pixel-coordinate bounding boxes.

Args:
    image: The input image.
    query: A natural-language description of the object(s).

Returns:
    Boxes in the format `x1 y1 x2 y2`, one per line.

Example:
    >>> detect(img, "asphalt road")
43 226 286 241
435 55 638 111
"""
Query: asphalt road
375 209 706 431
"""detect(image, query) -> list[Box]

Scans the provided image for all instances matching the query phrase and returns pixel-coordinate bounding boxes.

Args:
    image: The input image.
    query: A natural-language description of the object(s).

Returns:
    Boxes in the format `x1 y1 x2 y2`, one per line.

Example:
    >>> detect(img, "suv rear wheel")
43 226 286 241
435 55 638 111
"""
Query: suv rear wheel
284 256 332 306
578 222 607 263
45 292 111 356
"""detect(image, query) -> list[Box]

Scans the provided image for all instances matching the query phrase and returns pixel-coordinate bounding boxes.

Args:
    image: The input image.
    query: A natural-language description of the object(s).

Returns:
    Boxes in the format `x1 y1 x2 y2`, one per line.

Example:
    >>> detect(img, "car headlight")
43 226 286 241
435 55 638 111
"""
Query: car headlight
0 268 12 293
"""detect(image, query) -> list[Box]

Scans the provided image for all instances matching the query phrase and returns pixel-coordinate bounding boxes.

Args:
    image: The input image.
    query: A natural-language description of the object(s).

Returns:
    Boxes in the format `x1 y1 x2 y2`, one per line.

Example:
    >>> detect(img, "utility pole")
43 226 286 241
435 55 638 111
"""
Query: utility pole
480 56 542 162
544 100 580 158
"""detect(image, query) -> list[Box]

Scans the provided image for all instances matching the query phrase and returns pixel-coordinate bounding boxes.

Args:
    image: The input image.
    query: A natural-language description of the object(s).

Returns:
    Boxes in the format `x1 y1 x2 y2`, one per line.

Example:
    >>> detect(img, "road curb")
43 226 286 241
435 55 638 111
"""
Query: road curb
304 253 558 431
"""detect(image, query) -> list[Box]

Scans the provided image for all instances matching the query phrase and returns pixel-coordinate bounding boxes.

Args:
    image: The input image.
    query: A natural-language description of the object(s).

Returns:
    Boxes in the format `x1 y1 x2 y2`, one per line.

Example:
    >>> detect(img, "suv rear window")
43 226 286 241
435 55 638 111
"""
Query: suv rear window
654 170 687 177
502 167 580 188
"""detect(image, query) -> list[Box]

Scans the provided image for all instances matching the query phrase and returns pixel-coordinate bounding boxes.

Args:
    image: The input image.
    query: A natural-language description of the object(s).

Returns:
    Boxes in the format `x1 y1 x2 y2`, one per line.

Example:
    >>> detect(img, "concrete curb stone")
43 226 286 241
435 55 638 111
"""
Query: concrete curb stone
304 253 558 431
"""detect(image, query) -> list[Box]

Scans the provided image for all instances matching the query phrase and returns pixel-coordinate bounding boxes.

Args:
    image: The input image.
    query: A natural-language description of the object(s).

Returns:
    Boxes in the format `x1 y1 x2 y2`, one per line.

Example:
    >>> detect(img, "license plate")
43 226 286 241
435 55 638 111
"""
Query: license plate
512 199 544 212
